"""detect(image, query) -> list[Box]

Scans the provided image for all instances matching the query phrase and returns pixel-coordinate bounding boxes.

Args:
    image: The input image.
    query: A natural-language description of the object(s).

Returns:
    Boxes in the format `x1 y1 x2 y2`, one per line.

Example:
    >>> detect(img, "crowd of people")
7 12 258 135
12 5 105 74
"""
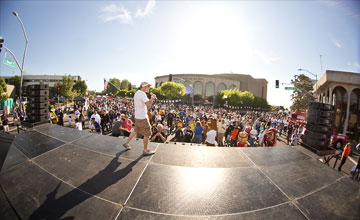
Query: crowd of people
53 96 305 148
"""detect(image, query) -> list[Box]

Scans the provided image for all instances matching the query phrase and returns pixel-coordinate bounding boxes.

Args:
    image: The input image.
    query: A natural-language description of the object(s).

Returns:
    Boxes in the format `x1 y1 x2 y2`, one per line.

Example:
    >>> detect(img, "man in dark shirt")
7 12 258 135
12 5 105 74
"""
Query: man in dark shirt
171 125 184 142
111 119 123 137
183 125 194 142
151 124 167 143
57 109 64 126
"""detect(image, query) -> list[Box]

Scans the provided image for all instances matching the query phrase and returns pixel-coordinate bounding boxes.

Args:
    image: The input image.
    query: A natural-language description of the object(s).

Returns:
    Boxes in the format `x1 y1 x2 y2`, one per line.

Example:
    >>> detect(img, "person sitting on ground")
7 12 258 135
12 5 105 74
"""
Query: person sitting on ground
74 118 82 131
91 118 102 134
171 124 184 142
111 118 123 137
183 124 194 143
151 124 167 143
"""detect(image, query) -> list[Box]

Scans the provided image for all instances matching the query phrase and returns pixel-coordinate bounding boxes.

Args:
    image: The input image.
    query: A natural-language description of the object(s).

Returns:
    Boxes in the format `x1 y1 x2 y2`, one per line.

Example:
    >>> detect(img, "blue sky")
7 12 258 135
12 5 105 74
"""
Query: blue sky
0 0 359 108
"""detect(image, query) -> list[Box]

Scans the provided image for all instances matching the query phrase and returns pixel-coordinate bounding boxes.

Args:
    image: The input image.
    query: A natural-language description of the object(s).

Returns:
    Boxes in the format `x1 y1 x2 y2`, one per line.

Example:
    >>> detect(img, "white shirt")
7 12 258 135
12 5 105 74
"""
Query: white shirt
205 130 217 144
90 113 101 124
134 90 149 119
250 129 258 138
75 110 80 119
259 133 265 143
75 122 82 131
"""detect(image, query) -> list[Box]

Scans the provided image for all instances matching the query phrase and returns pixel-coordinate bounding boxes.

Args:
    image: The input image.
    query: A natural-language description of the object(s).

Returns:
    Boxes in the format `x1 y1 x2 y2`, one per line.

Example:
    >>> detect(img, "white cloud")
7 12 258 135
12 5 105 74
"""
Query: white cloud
329 35 342 48
100 4 132 24
254 50 280 64
136 0 156 18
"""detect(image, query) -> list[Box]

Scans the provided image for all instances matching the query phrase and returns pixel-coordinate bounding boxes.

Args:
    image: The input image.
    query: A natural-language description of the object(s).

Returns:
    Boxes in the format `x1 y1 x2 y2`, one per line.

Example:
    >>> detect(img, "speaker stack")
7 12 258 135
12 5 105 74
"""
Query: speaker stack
23 84 50 123
303 102 335 151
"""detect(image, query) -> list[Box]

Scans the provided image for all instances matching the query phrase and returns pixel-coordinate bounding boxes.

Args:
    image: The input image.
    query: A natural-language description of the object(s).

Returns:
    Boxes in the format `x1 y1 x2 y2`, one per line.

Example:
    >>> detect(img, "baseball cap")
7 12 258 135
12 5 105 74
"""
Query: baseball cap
140 82 152 88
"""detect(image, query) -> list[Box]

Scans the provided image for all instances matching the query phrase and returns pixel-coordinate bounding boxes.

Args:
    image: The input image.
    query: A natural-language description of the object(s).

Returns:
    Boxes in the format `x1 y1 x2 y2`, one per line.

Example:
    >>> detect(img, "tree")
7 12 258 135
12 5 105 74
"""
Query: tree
116 90 127 98
290 74 316 110
125 89 136 97
107 78 121 95
8 76 21 98
120 79 130 90
59 75 74 97
158 82 185 99
73 80 88 96
0 78 9 101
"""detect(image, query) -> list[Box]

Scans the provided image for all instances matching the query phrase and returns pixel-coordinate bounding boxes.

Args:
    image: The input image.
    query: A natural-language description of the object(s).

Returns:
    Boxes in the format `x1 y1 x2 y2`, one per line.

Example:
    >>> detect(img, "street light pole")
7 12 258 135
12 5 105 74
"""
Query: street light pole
13 11 29 102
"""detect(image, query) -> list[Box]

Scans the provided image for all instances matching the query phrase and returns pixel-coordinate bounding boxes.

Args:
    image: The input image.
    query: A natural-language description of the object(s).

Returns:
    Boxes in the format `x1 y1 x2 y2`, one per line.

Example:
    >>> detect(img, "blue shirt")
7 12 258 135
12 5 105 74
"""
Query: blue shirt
93 121 102 133
194 126 204 136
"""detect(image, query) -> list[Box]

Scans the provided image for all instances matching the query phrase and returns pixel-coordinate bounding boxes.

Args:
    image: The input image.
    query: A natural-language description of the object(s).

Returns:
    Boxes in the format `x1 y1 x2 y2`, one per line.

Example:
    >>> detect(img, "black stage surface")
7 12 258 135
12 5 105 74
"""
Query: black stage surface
0 124 359 219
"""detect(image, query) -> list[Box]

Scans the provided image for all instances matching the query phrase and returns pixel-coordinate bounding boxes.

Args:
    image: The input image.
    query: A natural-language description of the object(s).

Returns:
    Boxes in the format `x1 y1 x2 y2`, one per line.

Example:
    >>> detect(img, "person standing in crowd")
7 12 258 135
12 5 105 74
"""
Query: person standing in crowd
258 130 265 147
57 109 64 126
287 124 293 145
172 124 184 142
338 142 351 172
68 116 72 127
249 126 258 147
123 82 156 156
205 122 217 146
193 122 204 144
230 122 240 147
291 130 301 146
217 119 226 147
1 113 9 133
183 124 194 143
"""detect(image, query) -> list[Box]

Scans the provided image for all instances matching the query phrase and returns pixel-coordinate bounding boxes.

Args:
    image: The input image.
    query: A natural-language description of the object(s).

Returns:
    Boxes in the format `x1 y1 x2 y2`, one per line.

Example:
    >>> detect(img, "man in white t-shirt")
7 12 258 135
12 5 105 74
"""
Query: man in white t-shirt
123 82 156 156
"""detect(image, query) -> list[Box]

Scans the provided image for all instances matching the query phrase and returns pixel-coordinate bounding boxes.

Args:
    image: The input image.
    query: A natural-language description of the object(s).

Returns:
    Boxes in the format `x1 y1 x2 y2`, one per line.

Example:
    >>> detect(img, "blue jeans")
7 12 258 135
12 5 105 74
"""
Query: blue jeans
194 135 202 144
230 139 237 147
249 137 255 147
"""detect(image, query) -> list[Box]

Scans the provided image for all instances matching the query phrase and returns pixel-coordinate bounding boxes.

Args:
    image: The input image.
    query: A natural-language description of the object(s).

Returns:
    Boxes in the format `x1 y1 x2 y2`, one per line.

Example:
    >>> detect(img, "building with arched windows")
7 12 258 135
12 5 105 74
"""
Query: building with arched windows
154 73 267 100
314 70 360 140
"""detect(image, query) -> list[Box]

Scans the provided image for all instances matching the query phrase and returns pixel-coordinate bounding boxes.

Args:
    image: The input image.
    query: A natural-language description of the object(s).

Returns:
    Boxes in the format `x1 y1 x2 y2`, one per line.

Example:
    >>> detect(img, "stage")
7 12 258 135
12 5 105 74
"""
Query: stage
0 124 359 219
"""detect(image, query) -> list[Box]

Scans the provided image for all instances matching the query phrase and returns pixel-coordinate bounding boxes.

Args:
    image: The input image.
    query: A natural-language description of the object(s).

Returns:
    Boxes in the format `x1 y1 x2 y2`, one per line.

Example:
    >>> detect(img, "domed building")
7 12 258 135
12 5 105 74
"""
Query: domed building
154 73 268 100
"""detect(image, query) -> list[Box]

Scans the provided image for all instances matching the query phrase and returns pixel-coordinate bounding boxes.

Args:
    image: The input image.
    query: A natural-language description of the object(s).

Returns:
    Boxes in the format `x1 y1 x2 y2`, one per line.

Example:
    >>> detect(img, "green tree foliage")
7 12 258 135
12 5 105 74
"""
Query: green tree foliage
107 78 121 95
216 89 269 109
290 74 316 111
8 76 21 98
59 75 74 97
73 80 88 96
120 79 130 90
194 94 203 101
116 90 127 98
149 87 164 99
125 89 136 97
158 82 185 100
0 78 9 101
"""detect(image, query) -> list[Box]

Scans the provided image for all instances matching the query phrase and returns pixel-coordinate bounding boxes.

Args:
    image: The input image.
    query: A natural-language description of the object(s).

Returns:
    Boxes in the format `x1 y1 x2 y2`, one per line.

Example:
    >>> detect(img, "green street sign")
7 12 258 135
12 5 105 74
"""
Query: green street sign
3 58 15 67
175 81 184 84
285 87 297 91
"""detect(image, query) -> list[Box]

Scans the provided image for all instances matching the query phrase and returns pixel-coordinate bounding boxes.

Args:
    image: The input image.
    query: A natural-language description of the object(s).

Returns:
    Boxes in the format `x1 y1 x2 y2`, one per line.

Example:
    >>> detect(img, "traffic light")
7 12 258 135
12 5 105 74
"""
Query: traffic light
57 87 60 95
275 80 279 88
169 74 172 82
0 36 3 53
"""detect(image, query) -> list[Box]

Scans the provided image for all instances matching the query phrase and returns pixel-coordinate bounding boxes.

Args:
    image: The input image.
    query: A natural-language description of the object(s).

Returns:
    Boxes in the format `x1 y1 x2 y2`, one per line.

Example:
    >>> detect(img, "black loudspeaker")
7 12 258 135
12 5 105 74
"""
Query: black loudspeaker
25 83 49 123
304 102 335 150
